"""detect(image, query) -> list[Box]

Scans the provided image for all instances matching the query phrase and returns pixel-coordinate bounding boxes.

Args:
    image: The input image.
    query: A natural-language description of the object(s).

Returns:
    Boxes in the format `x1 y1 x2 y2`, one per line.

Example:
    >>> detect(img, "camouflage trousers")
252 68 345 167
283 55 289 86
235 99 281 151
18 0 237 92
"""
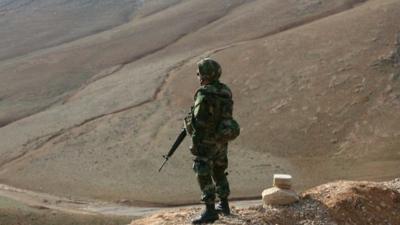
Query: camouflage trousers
192 143 230 204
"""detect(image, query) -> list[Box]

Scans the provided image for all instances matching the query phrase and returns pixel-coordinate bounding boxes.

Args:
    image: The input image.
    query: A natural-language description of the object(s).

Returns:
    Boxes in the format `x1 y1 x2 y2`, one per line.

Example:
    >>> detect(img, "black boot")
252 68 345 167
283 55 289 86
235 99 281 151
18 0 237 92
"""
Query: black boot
216 198 230 215
192 203 219 224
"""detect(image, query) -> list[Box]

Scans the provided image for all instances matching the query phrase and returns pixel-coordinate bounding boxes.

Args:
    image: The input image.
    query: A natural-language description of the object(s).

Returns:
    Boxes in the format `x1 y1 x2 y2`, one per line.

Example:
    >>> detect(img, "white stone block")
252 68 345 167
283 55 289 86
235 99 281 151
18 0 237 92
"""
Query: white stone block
262 187 299 206
273 174 292 189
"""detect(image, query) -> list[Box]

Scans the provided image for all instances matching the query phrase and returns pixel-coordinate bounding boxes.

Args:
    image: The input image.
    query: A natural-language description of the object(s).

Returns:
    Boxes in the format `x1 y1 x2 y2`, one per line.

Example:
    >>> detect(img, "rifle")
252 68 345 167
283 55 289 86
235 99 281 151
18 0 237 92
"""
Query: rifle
158 128 187 172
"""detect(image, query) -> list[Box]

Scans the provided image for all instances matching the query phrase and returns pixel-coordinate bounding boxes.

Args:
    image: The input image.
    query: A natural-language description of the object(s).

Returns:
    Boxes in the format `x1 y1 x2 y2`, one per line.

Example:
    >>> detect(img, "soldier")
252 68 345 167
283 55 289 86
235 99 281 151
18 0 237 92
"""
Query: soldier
184 58 239 224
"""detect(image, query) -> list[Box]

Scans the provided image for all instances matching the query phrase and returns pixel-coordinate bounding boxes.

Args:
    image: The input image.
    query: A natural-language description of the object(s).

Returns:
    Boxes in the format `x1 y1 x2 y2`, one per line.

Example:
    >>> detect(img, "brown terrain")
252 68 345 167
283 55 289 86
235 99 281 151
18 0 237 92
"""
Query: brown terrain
132 179 400 225
0 0 399 224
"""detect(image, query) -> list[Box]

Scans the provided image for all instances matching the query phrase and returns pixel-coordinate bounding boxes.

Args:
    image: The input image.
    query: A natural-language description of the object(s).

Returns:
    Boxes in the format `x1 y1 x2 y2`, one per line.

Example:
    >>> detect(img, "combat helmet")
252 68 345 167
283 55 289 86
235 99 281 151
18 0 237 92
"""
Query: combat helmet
197 58 222 82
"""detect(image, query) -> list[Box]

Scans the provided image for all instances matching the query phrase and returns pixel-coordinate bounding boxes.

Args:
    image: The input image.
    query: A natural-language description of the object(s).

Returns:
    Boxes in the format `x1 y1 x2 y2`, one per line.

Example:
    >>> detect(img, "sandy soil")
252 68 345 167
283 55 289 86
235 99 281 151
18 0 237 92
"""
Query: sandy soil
0 0 399 208
0 182 260 225
0 198 131 225
2 178 397 225
132 179 400 225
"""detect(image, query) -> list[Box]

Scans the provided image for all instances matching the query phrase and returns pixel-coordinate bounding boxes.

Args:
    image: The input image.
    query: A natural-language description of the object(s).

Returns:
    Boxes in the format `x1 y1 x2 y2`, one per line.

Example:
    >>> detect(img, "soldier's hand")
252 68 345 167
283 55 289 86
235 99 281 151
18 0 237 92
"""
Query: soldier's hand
189 145 199 156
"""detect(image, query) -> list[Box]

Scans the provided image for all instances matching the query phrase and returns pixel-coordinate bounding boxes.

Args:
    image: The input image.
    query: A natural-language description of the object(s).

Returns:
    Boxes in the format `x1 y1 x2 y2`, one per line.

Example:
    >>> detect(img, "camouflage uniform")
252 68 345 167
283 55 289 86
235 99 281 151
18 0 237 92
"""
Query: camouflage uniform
185 58 238 204
185 58 237 224
188 78 233 204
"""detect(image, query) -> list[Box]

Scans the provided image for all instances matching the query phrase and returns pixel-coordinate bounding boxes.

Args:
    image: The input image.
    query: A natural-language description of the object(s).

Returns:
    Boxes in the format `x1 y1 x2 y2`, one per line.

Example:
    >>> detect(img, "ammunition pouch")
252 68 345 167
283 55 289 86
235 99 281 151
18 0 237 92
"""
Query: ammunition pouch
216 118 240 143
190 142 217 157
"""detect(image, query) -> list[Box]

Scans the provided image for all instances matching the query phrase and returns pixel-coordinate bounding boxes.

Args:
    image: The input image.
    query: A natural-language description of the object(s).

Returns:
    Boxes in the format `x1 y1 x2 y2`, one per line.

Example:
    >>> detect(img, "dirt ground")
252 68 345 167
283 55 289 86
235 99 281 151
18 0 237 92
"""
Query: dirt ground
0 178 398 225
132 179 400 225
0 196 131 225
0 0 399 210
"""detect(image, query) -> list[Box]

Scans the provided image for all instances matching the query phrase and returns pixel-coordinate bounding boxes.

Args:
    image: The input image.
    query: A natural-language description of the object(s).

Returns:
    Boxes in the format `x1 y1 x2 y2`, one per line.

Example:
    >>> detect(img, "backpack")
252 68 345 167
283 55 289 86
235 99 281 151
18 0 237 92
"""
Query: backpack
204 83 240 143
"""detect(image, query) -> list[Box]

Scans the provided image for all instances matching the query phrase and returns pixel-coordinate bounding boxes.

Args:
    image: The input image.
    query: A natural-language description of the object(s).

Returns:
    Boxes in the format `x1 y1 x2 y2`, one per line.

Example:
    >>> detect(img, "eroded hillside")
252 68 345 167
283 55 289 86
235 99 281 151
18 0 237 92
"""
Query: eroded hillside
0 0 399 207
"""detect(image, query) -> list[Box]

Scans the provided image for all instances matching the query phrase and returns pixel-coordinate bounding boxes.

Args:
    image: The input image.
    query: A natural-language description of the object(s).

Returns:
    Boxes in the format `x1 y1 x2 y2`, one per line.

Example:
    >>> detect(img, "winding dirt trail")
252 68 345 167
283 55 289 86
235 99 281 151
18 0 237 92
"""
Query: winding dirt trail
0 183 161 217
0 183 260 217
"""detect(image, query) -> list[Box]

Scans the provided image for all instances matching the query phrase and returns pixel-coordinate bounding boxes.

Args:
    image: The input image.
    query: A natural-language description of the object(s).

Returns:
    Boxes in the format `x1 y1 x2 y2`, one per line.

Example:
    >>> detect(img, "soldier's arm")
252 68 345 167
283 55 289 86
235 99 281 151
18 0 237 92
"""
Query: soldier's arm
192 90 213 144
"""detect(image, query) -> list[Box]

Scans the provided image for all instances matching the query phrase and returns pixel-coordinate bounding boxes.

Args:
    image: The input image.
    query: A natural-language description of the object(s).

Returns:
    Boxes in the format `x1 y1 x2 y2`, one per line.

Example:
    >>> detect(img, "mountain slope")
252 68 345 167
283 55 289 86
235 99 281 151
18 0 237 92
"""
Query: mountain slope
0 0 399 206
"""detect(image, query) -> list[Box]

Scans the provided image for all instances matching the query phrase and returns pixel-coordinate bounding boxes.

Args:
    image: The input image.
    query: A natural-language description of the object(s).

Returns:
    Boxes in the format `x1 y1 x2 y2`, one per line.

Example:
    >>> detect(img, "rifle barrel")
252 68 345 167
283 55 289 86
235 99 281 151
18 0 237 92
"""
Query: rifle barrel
158 158 168 172
166 129 187 157
158 129 187 172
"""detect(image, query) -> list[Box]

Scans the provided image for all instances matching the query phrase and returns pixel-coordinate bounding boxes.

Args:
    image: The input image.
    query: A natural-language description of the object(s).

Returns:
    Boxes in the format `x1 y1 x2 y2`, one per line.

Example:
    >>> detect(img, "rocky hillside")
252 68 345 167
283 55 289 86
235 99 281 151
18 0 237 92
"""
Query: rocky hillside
132 179 400 225
0 0 399 208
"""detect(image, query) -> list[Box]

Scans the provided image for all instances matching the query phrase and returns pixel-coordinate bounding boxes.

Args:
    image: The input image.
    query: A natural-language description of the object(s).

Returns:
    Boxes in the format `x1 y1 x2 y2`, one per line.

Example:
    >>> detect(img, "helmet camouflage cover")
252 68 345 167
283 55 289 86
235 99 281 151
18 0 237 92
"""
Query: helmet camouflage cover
197 58 222 81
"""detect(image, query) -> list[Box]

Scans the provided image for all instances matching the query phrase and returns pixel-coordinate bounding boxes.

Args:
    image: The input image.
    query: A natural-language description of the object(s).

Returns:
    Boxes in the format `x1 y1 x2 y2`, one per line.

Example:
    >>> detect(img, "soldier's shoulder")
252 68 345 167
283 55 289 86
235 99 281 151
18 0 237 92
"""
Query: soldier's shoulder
195 84 217 96
219 82 232 93
195 82 232 98
194 86 210 100
216 82 232 98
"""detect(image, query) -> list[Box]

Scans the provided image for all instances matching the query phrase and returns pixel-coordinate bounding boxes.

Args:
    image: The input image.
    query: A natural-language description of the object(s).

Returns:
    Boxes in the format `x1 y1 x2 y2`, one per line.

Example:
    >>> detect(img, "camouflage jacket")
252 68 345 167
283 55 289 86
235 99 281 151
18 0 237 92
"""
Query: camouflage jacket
185 80 233 146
